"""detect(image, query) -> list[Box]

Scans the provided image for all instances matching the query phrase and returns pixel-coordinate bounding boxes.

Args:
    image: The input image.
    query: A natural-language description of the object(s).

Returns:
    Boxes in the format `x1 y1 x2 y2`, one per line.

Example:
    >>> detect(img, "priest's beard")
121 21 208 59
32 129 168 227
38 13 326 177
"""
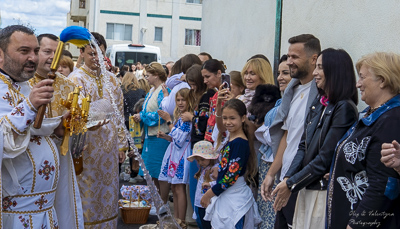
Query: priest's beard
3 52 37 82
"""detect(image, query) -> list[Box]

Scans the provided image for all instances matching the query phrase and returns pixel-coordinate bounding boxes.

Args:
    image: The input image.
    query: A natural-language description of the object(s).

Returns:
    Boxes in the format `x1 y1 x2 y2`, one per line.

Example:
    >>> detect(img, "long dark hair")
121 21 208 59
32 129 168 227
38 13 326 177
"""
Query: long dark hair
319 48 358 105
186 64 208 106
201 59 225 74
220 99 257 186
181 54 202 74
279 54 288 64
170 59 182 76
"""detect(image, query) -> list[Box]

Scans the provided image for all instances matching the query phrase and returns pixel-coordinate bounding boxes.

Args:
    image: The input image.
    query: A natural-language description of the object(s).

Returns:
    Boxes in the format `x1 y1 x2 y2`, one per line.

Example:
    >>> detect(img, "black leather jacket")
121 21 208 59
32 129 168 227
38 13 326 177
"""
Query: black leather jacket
285 97 358 192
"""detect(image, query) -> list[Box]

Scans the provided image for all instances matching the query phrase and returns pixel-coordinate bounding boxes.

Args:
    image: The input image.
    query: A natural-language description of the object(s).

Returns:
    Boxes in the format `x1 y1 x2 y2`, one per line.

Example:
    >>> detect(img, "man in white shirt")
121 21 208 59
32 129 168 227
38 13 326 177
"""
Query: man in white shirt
261 34 320 229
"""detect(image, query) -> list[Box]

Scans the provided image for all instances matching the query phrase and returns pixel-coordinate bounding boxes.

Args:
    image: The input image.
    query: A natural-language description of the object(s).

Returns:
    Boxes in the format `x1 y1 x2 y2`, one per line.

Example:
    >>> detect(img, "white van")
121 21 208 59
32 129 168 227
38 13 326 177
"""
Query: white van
106 44 161 68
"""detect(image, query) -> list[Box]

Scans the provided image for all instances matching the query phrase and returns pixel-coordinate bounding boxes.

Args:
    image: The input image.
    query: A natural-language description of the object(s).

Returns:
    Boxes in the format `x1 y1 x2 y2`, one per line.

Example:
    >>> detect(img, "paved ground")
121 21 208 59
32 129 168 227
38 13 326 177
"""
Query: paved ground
117 179 199 229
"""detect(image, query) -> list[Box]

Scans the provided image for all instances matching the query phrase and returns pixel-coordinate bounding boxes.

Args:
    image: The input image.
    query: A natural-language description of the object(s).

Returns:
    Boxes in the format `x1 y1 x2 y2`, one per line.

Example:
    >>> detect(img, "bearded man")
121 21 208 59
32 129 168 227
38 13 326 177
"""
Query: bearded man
0 25 83 228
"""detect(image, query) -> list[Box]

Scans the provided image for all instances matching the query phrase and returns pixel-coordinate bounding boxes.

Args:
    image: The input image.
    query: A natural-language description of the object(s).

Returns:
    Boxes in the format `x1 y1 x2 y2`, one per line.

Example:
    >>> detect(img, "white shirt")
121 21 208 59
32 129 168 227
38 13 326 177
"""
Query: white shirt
135 69 144 79
280 80 312 181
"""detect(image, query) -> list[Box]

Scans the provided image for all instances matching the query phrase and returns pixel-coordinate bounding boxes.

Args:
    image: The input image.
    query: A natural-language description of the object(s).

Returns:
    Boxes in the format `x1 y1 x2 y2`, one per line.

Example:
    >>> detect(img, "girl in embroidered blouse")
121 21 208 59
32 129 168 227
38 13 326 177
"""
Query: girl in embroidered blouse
201 99 260 229
157 88 195 224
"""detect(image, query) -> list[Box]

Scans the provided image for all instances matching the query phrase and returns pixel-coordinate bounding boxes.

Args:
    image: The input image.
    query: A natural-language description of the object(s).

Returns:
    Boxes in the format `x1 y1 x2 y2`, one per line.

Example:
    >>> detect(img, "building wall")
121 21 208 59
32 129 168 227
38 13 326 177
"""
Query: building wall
201 0 400 109
68 0 202 63
201 0 276 72
280 0 400 67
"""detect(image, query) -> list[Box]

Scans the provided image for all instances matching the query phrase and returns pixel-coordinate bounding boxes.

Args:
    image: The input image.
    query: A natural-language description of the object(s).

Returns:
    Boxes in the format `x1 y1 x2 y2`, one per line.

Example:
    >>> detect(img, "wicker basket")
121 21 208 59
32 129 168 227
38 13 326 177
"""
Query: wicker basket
119 190 151 224
120 204 151 224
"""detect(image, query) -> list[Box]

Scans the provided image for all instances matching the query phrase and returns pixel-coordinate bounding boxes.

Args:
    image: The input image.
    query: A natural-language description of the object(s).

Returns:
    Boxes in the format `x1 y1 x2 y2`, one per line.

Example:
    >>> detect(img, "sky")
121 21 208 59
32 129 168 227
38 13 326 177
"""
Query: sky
0 0 71 36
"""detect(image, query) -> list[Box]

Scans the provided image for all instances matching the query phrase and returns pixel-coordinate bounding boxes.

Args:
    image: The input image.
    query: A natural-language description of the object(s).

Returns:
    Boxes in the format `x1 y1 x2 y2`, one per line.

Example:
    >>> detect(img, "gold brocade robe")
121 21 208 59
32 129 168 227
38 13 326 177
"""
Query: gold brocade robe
28 72 75 117
68 65 128 228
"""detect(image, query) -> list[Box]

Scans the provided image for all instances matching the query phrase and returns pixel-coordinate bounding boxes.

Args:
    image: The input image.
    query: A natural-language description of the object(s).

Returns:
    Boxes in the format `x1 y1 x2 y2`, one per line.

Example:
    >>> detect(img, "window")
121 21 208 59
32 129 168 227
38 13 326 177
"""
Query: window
115 52 157 68
186 0 202 3
154 27 163 42
79 0 85 8
106 23 132 41
185 29 201 46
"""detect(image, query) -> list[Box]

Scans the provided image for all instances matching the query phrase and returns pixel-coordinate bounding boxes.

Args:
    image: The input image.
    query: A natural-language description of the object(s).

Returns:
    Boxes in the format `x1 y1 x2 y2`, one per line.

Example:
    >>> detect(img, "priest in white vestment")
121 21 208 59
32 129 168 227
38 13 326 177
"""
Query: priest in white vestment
0 25 84 229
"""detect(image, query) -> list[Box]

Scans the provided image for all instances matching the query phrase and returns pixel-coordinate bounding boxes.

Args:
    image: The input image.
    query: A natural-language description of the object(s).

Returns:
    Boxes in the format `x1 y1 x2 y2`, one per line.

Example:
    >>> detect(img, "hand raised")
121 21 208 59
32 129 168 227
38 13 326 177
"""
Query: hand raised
29 79 54 110
181 112 193 122
157 110 171 121
161 84 169 97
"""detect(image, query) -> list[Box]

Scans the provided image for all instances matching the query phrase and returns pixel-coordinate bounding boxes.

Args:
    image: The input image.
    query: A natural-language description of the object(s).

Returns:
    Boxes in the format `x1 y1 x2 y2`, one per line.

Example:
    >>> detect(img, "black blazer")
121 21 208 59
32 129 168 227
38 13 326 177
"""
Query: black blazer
285 96 358 192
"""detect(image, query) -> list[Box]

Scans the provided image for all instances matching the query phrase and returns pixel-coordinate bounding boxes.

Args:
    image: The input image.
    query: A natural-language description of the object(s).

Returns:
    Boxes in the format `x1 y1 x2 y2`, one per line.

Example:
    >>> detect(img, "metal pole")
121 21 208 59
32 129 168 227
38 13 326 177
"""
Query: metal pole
273 0 283 83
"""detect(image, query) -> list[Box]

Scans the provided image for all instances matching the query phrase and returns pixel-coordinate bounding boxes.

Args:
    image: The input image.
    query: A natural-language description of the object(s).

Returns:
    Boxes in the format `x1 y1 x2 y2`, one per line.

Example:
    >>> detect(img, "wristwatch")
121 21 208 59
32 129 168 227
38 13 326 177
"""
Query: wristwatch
166 121 172 126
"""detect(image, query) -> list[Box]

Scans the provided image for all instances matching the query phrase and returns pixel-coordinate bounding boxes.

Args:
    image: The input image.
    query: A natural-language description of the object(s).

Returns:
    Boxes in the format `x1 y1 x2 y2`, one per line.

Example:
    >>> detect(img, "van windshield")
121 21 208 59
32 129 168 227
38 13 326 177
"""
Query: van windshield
115 52 157 68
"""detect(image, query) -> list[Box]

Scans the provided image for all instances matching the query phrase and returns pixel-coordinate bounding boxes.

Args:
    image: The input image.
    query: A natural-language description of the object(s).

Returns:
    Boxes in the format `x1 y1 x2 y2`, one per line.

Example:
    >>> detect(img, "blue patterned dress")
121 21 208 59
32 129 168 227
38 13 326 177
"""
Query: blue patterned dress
257 99 281 229
159 118 192 184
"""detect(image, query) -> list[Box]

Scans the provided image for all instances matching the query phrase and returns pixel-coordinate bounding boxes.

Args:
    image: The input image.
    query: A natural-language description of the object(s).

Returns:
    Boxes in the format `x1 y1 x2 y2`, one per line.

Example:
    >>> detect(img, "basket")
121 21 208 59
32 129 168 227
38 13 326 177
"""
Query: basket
120 188 151 224
120 204 151 224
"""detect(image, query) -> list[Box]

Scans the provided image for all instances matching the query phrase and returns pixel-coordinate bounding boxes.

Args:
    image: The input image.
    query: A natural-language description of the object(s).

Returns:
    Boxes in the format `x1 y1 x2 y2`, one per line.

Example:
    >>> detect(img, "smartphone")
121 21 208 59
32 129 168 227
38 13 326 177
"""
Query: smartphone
221 73 231 90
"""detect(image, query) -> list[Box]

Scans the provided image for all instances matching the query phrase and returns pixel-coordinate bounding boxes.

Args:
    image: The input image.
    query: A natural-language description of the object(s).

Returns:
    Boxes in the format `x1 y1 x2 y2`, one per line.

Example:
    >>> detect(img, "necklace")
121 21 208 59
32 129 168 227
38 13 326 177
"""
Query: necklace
80 66 103 98
364 98 392 118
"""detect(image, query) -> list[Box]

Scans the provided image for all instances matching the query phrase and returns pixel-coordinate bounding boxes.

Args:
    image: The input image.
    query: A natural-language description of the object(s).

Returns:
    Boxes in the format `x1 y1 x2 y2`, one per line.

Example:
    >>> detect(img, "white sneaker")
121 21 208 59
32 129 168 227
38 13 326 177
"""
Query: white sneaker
149 205 168 215
159 205 167 214
149 205 157 215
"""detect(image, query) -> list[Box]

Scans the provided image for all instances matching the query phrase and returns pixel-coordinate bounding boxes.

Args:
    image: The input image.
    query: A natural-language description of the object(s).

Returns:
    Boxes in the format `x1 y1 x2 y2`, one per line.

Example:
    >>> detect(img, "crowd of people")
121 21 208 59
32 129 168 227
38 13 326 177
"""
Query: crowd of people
0 24 400 229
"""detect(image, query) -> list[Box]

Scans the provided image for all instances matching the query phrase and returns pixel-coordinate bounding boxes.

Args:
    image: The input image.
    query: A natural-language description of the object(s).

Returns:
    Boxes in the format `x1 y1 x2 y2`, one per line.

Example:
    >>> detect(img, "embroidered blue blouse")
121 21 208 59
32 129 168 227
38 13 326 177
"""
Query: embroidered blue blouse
211 137 249 196
140 87 171 127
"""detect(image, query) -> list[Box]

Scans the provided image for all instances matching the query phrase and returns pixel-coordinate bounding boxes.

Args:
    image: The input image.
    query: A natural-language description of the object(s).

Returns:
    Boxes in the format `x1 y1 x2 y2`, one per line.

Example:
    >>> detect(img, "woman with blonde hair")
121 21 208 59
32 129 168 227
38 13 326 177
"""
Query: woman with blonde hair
121 71 146 182
241 58 274 98
138 78 151 94
327 52 400 229
122 72 146 123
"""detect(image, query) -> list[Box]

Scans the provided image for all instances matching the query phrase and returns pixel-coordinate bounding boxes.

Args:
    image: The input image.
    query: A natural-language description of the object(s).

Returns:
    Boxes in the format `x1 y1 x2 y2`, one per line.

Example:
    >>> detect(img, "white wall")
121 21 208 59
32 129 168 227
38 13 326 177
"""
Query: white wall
201 0 276 72
280 0 400 66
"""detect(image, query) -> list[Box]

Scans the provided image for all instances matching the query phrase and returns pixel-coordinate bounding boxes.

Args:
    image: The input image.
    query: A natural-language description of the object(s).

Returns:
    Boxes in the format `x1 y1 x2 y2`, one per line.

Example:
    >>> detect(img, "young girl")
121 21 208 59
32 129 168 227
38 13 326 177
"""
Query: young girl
157 88 195 225
201 99 261 229
187 141 219 229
